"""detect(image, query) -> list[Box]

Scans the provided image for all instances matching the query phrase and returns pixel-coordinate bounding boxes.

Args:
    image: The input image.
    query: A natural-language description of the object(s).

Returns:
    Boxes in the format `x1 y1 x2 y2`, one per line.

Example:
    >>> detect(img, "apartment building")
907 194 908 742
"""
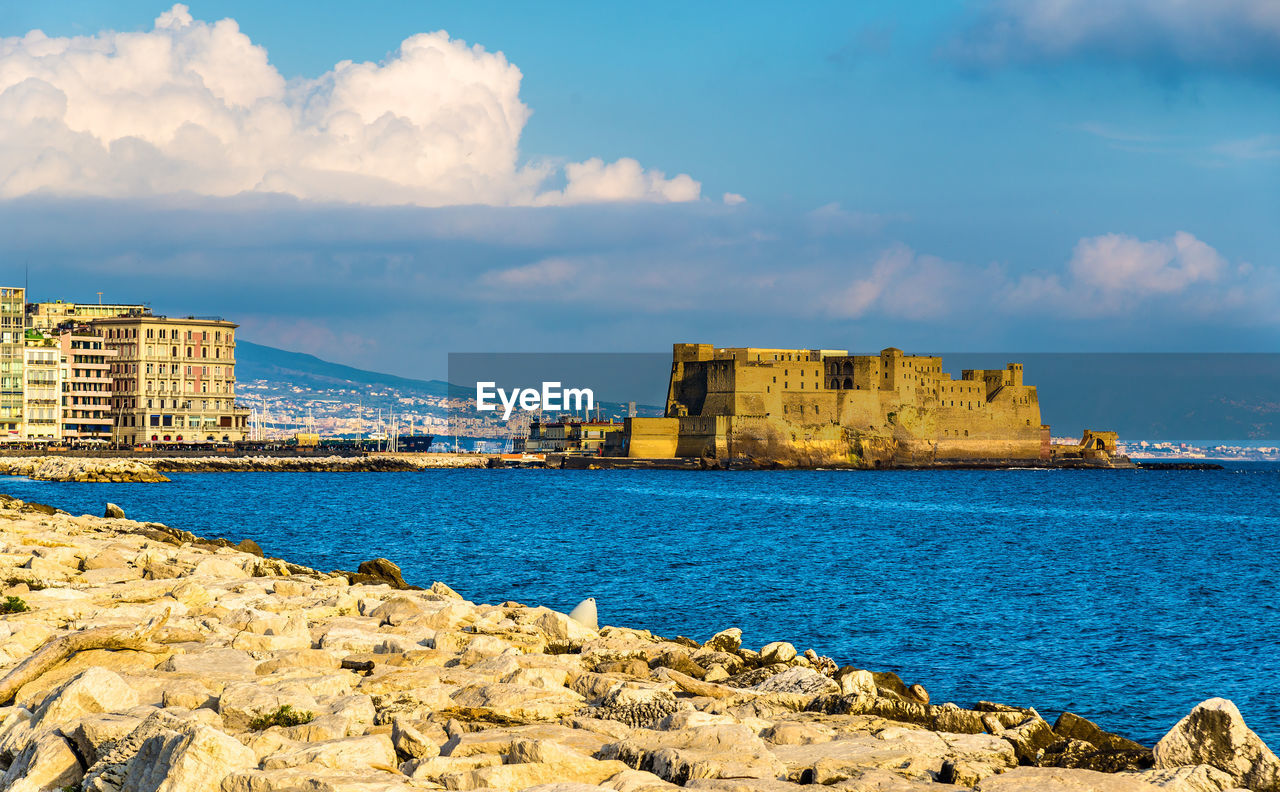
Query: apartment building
92 315 249 445
27 301 149 331
0 287 24 440
60 326 116 443
20 330 60 442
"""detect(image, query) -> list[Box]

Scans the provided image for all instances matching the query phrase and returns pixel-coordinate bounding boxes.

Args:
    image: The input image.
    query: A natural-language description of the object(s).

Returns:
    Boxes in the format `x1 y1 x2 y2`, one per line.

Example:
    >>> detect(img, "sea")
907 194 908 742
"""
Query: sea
3 463 1277 747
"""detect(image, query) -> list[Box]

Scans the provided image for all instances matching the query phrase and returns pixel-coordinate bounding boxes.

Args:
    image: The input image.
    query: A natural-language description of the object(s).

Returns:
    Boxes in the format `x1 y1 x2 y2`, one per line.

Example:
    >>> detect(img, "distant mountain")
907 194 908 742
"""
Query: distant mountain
236 340 452 396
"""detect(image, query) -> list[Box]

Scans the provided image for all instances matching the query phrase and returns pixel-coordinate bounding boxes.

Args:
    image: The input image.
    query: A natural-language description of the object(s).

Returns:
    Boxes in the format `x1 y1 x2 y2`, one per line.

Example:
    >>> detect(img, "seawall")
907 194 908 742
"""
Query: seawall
0 494 1274 791
0 454 489 482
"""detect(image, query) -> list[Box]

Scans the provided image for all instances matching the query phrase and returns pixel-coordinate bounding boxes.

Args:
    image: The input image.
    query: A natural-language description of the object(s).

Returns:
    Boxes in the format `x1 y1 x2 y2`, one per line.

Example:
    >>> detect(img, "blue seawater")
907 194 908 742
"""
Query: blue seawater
3 463 1277 746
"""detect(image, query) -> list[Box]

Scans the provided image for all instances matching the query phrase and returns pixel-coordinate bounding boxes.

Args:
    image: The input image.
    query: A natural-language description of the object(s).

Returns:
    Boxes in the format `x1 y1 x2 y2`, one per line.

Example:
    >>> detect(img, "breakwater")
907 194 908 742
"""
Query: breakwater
0 494 1277 791
0 454 488 482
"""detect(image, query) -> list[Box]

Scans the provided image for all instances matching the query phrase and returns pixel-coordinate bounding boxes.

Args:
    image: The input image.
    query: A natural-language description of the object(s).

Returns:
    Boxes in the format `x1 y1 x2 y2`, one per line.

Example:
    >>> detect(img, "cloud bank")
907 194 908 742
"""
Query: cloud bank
950 0 1280 78
0 5 700 205
3 196 1274 373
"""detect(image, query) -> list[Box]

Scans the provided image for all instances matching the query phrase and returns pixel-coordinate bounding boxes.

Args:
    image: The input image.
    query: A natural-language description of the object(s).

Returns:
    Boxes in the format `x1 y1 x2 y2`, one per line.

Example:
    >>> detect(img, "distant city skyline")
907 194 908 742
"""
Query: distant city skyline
1 2 1277 377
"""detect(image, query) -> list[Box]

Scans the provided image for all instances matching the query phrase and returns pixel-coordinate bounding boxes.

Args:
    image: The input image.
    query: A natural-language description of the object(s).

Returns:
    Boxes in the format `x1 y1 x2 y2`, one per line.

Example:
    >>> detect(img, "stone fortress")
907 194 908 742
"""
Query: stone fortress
620 344 1122 467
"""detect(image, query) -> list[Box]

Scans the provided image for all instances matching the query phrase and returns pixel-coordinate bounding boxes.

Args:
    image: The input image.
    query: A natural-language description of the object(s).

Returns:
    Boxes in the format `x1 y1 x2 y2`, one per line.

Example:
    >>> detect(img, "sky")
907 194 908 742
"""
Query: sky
0 1 1277 377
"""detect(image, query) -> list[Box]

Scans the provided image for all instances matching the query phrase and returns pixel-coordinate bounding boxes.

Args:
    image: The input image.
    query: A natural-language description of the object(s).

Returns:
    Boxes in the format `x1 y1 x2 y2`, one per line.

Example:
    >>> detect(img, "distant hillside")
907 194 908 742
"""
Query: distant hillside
236 340 452 396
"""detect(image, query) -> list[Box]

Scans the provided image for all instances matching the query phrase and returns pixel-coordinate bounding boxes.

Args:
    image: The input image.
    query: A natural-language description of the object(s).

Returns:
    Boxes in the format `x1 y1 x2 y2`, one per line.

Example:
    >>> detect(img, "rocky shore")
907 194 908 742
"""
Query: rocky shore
0 454 488 482
0 496 1276 792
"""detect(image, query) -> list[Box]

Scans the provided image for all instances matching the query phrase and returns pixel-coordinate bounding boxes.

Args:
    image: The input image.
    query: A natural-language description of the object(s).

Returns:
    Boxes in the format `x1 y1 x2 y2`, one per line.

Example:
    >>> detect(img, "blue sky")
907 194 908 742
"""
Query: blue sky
0 2 1276 375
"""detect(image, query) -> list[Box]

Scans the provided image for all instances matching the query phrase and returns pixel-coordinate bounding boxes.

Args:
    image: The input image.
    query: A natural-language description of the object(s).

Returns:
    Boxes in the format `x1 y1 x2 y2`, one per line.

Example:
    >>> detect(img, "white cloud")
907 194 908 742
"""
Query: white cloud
1068 231 1226 296
824 232 1258 324
824 244 982 321
0 5 702 206
479 257 578 289
535 158 700 206
722 192 746 205
951 0 1280 77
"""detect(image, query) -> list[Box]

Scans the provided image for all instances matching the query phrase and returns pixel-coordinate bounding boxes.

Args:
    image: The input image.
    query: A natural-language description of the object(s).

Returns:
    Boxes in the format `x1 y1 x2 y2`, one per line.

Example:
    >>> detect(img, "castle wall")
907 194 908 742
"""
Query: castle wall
624 417 679 458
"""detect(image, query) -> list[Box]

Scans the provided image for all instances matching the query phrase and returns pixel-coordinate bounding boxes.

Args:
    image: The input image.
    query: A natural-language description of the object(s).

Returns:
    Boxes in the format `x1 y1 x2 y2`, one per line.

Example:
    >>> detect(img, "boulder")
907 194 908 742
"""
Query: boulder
999 715 1059 765
119 724 256 792
975 767 1163 790
648 649 706 679
704 628 742 654
760 641 797 664
1142 764 1242 791
216 681 319 731
0 730 83 792
536 608 600 643
34 666 139 728
356 558 409 589
162 647 257 677
83 547 130 571
751 667 839 696
1154 698 1280 791
105 502 126 519
71 713 146 766
1055 712 1148 752
598 723 785 784
260 734 397 771
835 667 877 697
369 597 429 627
1042 738 1154 773
451 683 586 722
392 718 440 760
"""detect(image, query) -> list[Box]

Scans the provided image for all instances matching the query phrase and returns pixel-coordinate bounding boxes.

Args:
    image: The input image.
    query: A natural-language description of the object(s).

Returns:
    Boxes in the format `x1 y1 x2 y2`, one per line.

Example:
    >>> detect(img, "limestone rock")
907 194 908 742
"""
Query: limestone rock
704 628 742 654
835 667 877 697
451 683 586 721
356 557 409 589
71 713 146 766
649 650 707 680
260 734 397 771
975 766 1163 790
0 729 83 792
216 681 319 731
1154 698 1280 791
1043 737 1154 773
759 641 797 664
370 596 429 626
105 502 126 519
999 714 1059 765
162 647 256 677
751 666 839 696
537 607 600 643
392 718 440 760
1056 712 1148 752
119 723 256 792
1142 764 1243 792
34 666 139 728
598 723 785 784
